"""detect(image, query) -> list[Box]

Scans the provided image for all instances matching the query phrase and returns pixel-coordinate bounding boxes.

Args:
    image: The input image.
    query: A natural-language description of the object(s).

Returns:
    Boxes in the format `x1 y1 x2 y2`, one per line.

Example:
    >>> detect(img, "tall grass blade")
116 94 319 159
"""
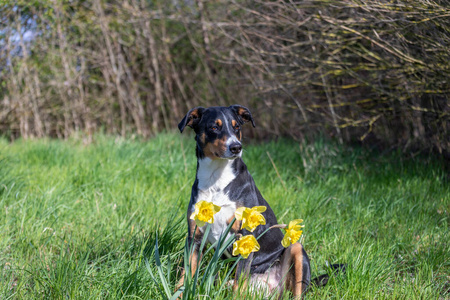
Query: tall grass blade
145 256 165 299
154 235 173 298
169 287 184 300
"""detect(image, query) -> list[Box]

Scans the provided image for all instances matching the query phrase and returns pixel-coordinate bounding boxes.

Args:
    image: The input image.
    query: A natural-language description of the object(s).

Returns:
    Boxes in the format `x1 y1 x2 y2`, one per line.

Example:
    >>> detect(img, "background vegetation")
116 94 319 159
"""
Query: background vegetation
1 134 449 299
1 1 448 297
1 0 448 154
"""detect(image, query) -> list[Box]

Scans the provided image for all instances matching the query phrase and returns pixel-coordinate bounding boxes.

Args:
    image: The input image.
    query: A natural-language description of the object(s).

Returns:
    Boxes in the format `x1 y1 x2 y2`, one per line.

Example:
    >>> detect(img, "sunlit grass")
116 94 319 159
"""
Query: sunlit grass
0 134 448 299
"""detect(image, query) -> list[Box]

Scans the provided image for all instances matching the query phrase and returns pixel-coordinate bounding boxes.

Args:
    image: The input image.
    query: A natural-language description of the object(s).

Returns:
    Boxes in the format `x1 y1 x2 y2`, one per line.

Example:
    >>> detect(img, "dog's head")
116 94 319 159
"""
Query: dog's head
178 105 255 160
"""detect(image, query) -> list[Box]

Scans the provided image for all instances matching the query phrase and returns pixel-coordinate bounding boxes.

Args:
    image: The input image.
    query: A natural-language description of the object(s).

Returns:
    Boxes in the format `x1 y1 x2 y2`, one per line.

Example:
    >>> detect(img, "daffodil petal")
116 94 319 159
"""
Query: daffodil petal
246 225 256 232
190 200 222 227
259 217 266 226
232 241 239 256
213 204 221 213
195 219 206 227
235 207 246 220
291 230 302 244
292 225 304 232
254 242 260 252
281 234 291 248
254 206 267 213
233 235 260 258
288 219 303 229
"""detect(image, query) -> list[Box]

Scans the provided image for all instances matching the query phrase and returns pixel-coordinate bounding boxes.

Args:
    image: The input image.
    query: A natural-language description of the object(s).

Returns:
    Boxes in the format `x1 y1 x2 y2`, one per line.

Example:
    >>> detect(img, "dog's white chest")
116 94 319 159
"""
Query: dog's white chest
197 189 236 247
195 158 237 254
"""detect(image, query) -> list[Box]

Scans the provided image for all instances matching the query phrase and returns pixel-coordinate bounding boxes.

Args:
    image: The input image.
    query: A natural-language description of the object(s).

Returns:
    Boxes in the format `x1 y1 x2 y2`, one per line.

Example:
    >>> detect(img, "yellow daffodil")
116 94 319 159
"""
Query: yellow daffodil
232 235 260 259
190 200 221 227
281 219 304 248
235 206 266 232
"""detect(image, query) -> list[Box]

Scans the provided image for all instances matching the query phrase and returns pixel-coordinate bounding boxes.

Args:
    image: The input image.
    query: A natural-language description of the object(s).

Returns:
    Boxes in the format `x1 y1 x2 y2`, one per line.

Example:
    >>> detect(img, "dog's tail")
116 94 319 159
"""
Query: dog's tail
311 263 346 287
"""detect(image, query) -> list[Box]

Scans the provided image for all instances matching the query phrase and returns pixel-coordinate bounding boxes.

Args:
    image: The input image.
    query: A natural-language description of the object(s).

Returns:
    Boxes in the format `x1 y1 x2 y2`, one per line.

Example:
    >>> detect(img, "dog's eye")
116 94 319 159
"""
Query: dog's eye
211 126 219 132
234 125 240 131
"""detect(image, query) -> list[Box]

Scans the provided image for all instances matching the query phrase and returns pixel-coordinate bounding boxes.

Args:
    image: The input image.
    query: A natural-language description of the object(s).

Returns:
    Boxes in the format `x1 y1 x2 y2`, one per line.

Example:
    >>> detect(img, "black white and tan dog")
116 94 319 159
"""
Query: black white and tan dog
177 105 311 298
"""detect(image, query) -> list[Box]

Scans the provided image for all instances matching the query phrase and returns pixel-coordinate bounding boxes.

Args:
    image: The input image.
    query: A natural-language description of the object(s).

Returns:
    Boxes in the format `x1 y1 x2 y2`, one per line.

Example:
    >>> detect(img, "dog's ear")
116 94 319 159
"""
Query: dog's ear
229 105 255 127
178 107 205 133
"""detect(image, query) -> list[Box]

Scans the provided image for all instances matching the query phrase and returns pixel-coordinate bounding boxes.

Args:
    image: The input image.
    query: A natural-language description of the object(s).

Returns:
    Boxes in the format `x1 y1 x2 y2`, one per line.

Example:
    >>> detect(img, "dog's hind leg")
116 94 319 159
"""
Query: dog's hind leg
279 243 311 299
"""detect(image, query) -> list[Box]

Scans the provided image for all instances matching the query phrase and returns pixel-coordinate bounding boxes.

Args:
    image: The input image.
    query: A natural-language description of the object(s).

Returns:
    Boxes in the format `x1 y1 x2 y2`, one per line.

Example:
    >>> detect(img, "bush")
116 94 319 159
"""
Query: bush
0 0 448 155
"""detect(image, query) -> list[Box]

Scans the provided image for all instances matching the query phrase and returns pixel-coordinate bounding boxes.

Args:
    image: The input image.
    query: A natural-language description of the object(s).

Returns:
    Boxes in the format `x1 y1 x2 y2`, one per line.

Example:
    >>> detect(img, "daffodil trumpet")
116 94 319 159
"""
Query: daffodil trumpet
281 219 304 248
232 235 260 259
190 200 221 227
234 206 267 232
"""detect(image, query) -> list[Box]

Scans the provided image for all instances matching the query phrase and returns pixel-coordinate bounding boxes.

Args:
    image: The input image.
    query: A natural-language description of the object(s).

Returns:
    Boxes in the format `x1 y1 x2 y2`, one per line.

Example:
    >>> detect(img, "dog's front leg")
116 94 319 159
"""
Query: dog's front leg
226 217 253 297
232 252 253 299
176 219 204 291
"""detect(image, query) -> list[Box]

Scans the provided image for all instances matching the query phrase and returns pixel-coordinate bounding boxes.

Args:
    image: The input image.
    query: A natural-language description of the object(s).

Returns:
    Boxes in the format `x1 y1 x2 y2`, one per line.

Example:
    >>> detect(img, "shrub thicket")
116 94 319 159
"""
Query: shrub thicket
1 0 448 154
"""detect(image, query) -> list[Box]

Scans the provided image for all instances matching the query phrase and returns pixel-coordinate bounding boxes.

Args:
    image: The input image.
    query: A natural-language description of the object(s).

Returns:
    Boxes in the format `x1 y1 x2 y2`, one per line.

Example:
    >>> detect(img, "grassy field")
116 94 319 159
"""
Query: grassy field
0 133 448 299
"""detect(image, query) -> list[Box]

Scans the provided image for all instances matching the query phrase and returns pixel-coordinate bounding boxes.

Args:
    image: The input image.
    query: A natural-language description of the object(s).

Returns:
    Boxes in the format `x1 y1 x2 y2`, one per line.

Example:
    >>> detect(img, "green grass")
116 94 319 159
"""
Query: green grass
0 133 448 299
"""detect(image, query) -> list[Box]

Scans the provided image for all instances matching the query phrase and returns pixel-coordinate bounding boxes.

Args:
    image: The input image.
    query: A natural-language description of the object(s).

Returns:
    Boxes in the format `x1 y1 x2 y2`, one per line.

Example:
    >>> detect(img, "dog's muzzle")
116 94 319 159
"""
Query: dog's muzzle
229 142 242 155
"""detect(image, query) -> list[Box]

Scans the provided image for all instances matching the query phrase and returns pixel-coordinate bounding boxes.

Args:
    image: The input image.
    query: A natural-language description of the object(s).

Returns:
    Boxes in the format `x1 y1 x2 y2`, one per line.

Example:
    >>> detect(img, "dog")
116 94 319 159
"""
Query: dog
177 105 311 298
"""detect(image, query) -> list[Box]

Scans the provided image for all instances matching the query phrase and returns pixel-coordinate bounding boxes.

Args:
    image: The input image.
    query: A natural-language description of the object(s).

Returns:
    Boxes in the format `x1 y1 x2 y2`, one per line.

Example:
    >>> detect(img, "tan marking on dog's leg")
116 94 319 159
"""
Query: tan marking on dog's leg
227 216 241 233
188 219 203 275
278 243 305 299
175 268 185 292
189 248 200 274
291 243 304 298
233 260 241 292
233 275 249 298
176 245 202 297
233 260 251 299
176 219 203 294
240 278 249 299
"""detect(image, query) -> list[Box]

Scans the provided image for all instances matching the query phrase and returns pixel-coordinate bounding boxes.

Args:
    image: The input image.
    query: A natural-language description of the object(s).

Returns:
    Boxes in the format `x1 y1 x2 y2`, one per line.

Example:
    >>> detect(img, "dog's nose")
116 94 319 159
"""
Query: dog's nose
229 142 242 154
